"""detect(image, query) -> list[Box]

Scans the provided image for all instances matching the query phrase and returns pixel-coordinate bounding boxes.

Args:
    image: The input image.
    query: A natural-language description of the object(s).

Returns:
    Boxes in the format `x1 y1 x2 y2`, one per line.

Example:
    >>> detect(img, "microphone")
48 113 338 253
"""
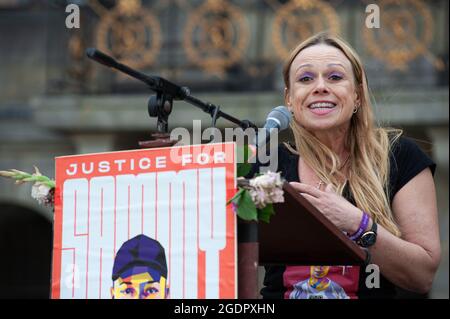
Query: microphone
253 106 292 148
263 105 291 130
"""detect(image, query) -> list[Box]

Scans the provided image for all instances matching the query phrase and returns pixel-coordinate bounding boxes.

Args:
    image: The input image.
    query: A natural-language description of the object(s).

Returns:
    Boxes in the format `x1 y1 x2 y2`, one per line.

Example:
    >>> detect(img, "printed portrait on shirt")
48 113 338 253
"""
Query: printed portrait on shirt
285 265 360 299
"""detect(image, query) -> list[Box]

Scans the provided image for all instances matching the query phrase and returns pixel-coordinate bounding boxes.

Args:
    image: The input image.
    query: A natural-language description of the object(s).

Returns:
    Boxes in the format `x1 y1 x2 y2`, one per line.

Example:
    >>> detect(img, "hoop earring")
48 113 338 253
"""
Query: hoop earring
353 105 359 114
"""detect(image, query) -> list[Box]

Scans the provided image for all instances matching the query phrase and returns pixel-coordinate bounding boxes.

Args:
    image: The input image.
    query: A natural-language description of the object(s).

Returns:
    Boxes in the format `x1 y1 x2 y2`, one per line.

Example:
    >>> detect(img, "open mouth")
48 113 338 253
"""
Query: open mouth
308 102 336 115
308 102 336 109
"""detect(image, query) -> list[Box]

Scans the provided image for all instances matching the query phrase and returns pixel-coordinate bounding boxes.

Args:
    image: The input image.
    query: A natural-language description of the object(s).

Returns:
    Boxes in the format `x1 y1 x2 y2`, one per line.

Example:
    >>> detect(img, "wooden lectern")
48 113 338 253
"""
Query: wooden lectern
238 182 366 299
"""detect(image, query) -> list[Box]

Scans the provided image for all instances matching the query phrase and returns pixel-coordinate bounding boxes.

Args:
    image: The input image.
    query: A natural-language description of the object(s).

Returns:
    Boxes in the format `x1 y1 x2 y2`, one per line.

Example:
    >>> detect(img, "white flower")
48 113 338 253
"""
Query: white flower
249 187 268 209
31 182 52 205
1 167 55 206
268 187 284 203
250 171 283 189
248 171 284 208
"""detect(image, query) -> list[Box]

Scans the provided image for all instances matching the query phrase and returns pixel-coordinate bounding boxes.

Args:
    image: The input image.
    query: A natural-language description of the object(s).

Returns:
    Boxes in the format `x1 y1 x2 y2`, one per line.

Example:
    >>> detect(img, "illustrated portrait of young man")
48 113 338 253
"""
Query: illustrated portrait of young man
111 234 169 299
289 266 349 299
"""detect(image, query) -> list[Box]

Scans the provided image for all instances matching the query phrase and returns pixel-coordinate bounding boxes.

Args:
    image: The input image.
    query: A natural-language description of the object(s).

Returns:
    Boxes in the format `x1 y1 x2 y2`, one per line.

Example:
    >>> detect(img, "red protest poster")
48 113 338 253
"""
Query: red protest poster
51 142 236 299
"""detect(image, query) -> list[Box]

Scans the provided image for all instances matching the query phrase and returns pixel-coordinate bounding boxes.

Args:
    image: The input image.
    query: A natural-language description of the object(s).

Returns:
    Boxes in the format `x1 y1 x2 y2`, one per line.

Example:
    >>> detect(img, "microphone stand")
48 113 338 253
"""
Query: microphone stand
86 48 258 144
86 48 260 298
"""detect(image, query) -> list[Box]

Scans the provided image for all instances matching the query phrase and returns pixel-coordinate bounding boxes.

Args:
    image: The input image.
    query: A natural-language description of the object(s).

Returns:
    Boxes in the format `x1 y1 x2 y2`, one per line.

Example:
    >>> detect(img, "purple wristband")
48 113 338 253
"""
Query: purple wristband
349 212 369 241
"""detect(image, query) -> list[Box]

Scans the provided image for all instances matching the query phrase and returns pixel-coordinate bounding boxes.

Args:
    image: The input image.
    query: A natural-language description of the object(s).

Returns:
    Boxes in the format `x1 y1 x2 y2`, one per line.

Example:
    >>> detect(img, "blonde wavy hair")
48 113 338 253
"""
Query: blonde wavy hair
284 32 402 236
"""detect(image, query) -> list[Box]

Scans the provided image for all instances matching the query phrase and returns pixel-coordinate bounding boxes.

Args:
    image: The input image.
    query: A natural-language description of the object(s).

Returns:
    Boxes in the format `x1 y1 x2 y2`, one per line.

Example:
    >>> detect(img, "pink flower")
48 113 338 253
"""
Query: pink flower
248 171 284 209
250 187 269 209
269 187 284 203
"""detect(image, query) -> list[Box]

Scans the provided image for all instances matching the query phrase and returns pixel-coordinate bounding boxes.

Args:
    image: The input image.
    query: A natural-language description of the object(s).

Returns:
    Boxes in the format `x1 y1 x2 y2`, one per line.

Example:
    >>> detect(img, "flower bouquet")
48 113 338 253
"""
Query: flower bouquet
0 167 55 206
227 145 284 223
1 145 284 223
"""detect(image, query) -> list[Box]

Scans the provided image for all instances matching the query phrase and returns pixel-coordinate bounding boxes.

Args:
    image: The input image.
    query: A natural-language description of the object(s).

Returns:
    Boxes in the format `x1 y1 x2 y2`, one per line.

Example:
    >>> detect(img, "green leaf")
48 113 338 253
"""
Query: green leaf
236 190 258 221
43 180 56 189
15 173 31 179
236 145 253 177
34 175 51 183
226 188 244 205
237 163 251 178
258 203 274 223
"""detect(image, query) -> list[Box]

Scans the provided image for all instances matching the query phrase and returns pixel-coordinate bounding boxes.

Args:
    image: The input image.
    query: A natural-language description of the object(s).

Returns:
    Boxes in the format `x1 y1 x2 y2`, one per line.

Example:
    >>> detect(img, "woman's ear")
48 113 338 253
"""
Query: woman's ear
355 84 362 106
284 88 292 111
353 85 362 108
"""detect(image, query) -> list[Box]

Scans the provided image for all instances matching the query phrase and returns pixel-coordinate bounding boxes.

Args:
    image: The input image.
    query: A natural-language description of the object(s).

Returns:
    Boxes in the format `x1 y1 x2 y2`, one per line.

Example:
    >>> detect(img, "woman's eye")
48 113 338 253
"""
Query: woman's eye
298 76 313 82
329 74 343 81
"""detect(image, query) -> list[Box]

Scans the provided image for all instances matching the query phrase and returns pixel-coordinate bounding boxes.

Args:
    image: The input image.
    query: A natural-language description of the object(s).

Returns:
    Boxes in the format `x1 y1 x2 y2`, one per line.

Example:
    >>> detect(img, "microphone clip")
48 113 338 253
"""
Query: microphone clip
148 92 173 133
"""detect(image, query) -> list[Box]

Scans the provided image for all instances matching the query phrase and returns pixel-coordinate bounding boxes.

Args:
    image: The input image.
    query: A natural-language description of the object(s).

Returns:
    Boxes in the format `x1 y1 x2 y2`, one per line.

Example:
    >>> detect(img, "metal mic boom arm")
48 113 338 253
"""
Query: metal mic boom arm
86 48 258 131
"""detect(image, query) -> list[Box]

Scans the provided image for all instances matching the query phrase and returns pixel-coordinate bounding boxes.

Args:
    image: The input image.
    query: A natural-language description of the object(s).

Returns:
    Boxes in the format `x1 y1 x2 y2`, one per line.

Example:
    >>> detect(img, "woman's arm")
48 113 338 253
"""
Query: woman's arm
291 167 441 294
369 167 441 293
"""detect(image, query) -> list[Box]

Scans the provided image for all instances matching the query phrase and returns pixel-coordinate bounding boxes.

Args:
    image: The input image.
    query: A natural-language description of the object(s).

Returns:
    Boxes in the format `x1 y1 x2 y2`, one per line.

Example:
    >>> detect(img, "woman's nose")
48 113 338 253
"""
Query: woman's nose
313 76 329 94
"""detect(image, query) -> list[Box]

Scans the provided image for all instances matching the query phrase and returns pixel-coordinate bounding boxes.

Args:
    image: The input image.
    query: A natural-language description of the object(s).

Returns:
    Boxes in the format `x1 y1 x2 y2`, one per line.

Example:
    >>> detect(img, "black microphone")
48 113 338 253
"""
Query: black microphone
253 106 292 148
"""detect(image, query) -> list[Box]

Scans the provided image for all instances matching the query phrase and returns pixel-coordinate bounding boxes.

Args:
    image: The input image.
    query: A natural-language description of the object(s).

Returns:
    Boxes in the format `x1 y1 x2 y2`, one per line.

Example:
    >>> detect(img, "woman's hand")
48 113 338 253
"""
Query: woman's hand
289 182 362 234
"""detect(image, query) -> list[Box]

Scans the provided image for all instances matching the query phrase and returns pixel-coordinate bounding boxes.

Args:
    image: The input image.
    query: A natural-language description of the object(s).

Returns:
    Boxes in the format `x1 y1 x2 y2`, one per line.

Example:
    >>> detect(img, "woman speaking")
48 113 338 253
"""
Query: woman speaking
260 32 441 299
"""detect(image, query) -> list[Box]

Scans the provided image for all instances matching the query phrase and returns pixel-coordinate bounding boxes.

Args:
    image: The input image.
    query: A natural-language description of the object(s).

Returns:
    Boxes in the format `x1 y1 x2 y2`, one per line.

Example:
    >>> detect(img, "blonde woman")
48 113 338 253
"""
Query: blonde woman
261 32 441 299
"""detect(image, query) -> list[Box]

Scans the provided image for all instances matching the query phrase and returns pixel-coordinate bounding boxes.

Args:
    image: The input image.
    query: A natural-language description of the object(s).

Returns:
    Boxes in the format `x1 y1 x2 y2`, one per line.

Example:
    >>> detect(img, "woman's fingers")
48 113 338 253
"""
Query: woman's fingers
289 182 322 198
299 192 319 205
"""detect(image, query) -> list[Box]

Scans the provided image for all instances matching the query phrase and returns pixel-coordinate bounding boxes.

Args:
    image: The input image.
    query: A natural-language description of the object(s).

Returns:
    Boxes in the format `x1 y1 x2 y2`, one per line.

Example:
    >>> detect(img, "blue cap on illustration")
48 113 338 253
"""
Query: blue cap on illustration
112 234 167 281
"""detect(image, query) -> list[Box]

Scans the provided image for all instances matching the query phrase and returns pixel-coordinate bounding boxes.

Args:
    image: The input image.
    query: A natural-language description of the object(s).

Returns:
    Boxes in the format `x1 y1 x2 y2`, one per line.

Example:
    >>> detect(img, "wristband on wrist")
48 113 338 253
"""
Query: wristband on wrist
349 211 369 241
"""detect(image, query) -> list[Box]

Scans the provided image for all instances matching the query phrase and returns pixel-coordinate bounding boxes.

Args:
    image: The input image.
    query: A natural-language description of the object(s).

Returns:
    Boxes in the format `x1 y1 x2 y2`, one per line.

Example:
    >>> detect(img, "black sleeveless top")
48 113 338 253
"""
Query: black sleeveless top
252 137 436 299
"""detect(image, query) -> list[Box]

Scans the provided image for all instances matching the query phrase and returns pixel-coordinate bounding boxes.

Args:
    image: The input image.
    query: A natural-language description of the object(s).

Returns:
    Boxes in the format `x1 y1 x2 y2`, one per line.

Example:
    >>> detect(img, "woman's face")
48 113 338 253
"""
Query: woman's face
285 44 359 134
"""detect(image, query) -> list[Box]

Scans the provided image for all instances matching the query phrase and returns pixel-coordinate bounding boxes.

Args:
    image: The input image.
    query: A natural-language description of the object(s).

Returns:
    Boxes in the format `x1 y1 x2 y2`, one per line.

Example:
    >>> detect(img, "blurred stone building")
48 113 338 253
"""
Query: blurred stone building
0 0 448 298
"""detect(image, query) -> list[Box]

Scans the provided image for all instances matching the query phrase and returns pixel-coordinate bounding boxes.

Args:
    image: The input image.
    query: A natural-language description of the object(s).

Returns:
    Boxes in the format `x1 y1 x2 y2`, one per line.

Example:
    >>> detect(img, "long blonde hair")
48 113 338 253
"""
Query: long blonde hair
284 32 402 236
